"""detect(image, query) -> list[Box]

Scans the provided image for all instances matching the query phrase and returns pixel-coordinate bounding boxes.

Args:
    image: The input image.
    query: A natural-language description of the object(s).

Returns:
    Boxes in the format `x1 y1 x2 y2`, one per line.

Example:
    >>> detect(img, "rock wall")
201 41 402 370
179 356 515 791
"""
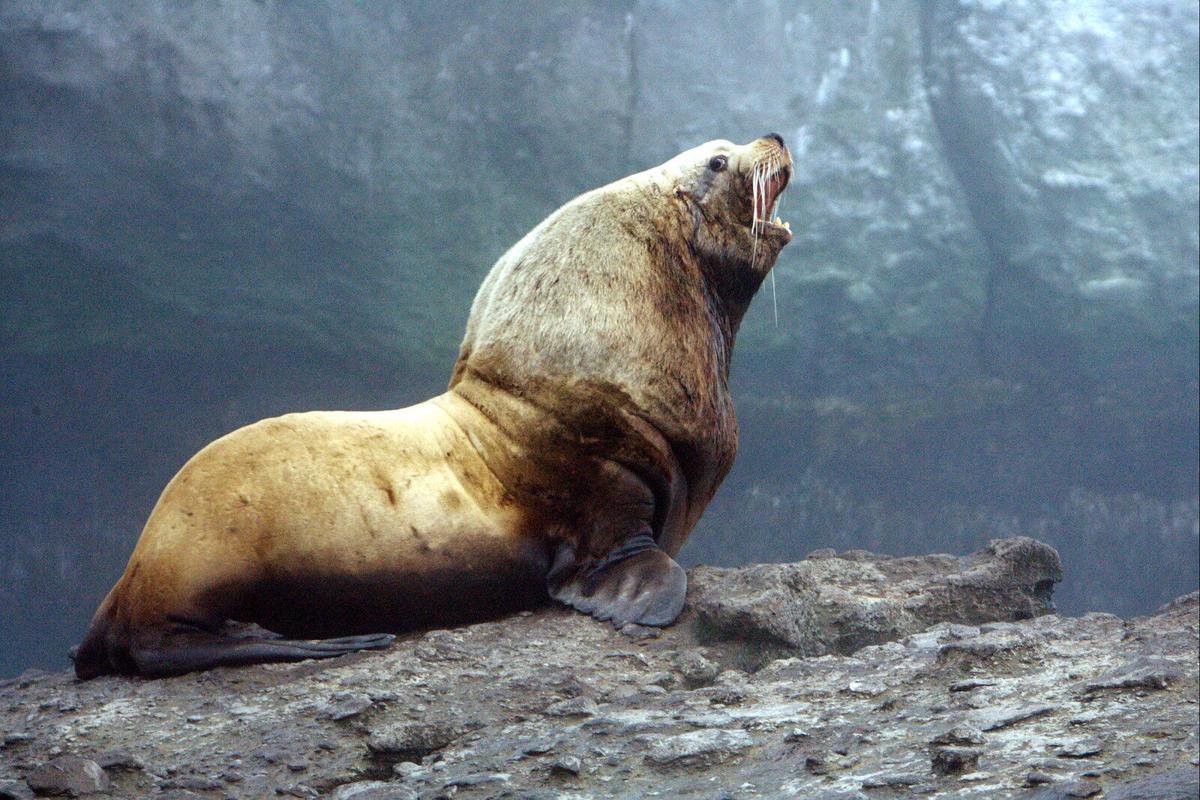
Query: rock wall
0 0 1196 676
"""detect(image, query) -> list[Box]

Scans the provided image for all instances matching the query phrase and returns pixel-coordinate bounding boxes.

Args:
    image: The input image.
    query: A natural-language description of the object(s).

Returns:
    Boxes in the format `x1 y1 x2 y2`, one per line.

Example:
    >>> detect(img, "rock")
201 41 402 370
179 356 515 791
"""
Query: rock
1084 657 1182 693
518 738 556 756
91 750 144 771
161 775 222 791
2 0 1195 688
673 650 721 688
0 542 1194 799
974 703 1058 731
803 750 859 775
686 536 1061 664
644 730 754 767
931 746 982 776
318 691 374 721
1157 592 1199 615
0 779 34 800
443 772 510 787
24 756 109 796
330 781 417 800
366 721 461 757
1055 737 1104 759
861 773 924 788
541 696 598 717
549 755 581 776
1104 768 1200 800
931 724 986 747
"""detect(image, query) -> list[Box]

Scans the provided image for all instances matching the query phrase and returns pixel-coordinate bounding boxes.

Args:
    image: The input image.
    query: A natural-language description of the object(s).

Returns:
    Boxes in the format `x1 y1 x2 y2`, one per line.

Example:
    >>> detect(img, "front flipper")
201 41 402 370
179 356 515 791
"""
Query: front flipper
548 532 687 629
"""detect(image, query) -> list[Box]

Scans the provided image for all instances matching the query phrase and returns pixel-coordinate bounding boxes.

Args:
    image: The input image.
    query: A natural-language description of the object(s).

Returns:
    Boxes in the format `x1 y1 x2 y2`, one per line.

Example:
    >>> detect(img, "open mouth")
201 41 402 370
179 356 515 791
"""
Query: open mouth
749 162 792 235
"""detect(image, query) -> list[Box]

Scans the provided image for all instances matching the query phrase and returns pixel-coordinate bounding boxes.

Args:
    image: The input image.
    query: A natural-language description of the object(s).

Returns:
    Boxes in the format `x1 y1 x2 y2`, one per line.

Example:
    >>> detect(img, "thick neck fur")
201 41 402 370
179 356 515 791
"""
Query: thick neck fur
452 139 787 435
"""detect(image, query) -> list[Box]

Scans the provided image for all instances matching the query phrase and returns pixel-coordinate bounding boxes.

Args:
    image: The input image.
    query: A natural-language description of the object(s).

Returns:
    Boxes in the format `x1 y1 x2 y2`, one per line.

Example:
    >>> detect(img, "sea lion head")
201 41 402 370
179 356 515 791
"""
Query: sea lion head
453 133 797 394
655 133 794 283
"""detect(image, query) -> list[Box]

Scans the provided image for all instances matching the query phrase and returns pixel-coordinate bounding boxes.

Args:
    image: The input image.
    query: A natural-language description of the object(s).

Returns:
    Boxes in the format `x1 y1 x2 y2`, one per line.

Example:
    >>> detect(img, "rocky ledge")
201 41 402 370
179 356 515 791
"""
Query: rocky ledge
0 537 1196 800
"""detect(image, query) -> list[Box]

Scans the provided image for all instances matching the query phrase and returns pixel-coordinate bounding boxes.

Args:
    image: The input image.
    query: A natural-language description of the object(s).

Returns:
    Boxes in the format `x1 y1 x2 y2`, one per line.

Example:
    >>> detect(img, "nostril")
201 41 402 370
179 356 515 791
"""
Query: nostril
765 132 785 147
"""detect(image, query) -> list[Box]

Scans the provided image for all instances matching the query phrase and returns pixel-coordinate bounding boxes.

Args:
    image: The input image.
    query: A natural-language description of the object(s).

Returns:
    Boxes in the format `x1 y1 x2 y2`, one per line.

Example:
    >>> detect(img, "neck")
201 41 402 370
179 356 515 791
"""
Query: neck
700 253 765 346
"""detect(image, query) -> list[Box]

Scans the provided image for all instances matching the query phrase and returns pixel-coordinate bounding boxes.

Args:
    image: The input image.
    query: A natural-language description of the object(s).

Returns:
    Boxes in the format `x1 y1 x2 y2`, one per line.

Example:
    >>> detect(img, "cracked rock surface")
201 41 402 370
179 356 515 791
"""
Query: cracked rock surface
0 538 1195 799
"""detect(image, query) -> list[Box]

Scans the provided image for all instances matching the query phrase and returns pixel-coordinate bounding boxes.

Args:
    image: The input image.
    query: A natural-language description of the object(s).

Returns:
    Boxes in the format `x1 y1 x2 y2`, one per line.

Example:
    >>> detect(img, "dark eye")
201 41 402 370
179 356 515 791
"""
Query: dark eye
707 155 728 172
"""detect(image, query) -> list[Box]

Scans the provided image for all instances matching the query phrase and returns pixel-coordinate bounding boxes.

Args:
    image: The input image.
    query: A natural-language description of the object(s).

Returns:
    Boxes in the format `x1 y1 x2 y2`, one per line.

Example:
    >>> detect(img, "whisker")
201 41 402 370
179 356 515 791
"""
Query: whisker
770 268 778 326
750 163 761 266
760 152 782 326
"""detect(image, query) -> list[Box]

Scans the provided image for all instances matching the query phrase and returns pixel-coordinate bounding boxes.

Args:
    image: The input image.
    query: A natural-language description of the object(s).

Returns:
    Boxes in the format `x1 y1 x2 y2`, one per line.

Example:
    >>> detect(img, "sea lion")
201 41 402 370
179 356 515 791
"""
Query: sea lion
72 133 794 679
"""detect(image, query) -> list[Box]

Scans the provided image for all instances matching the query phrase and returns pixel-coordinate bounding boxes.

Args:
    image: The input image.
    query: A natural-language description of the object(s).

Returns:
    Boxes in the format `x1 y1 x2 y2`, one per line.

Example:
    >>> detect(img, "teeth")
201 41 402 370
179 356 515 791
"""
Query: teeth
783 221 791 230
774 216 782 226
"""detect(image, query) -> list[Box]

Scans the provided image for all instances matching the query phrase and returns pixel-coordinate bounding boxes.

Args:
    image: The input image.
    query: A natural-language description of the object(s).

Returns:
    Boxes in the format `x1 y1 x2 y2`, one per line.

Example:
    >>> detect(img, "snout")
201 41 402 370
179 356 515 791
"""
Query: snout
756 132 791 172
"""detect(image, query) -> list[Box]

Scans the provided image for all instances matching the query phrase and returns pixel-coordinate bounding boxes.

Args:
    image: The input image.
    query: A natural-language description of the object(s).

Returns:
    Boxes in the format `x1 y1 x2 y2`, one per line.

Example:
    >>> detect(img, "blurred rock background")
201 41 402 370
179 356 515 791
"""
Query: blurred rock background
1 0 1196 677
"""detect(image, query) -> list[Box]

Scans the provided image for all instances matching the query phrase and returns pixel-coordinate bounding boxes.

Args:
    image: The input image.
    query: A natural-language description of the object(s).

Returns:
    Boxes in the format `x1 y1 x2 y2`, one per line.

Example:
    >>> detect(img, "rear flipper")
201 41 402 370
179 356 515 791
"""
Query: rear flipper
129 628 395 678
548 531 687 629
73 615 395 679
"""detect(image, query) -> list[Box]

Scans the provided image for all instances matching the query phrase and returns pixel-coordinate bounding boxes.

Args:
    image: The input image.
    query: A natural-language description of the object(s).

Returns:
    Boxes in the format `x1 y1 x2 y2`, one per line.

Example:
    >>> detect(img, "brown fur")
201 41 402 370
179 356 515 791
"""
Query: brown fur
73 136 793 678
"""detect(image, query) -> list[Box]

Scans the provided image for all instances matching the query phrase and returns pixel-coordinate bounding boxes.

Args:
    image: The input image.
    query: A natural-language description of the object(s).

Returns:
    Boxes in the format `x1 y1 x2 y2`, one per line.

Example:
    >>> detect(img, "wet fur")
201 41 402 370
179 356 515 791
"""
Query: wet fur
74 137 792 679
